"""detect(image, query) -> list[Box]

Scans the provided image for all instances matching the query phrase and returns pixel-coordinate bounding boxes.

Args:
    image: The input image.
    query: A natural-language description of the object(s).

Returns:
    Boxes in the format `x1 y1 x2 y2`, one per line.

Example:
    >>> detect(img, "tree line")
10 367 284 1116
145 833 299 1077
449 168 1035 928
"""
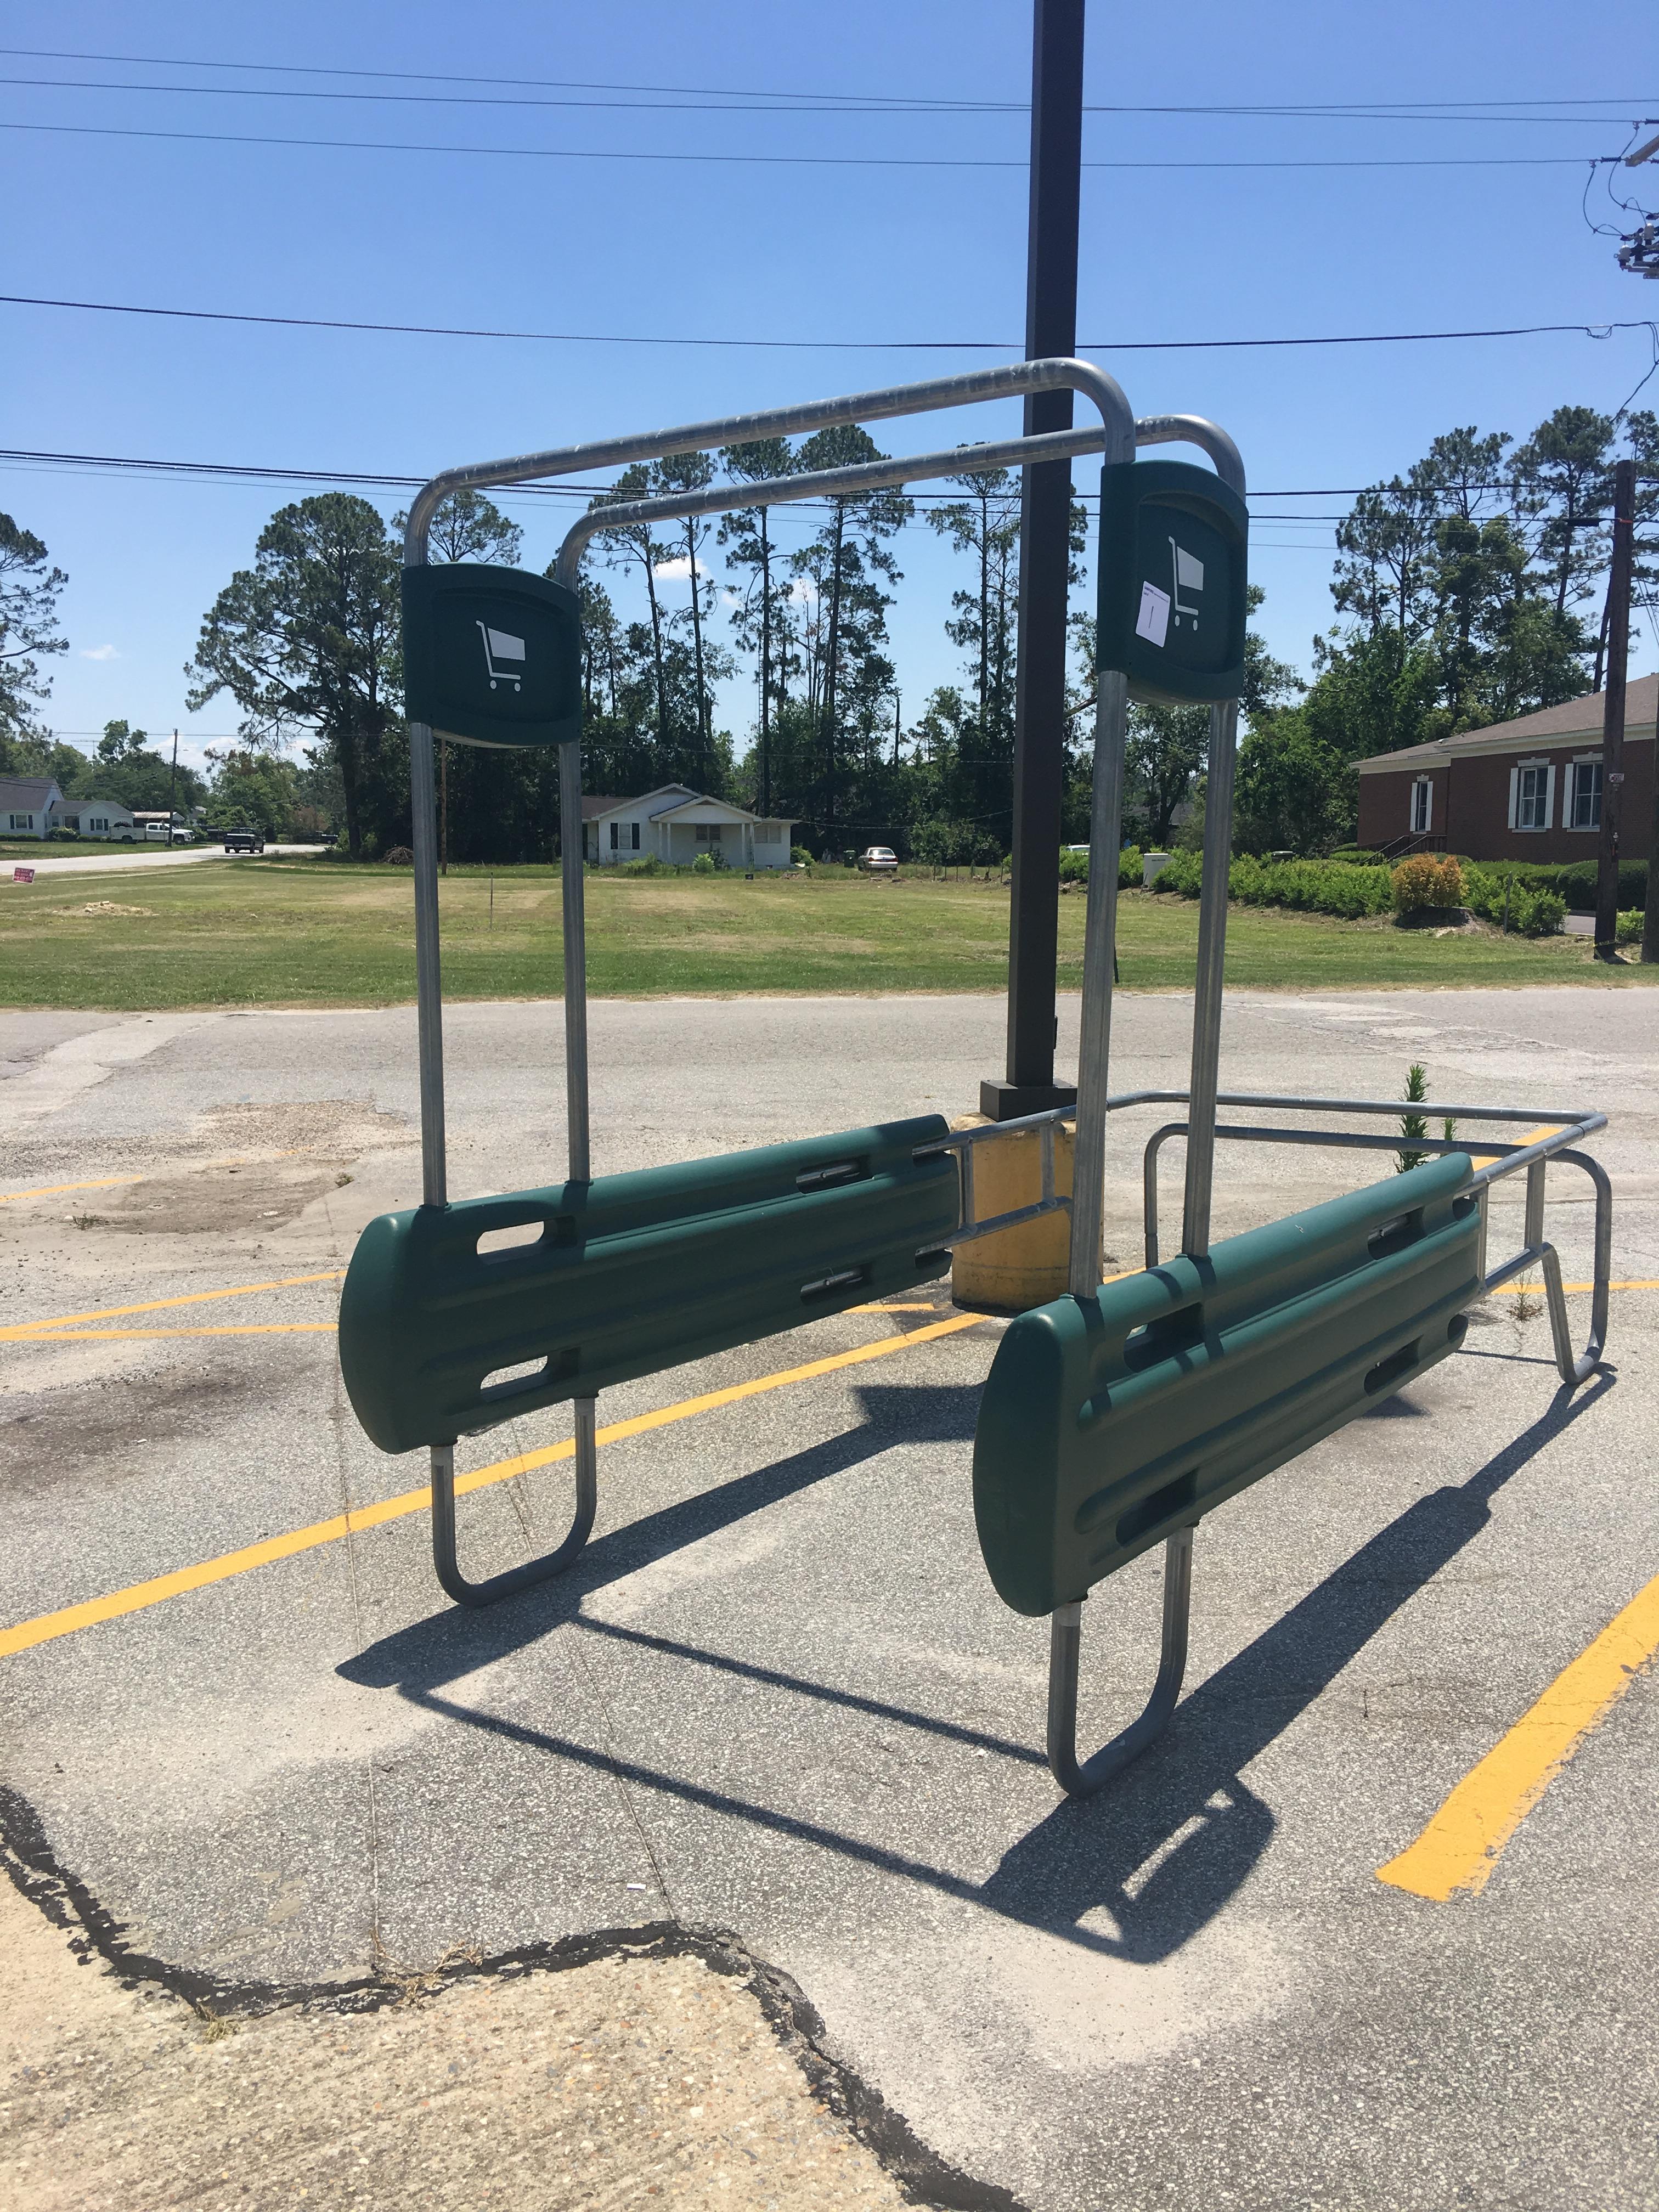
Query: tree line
2 396 1652 862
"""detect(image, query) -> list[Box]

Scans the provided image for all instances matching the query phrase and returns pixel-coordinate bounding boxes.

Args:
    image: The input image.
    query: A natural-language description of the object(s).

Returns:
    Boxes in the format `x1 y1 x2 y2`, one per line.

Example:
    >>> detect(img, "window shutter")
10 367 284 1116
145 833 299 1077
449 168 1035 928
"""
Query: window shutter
1507 766 1519 831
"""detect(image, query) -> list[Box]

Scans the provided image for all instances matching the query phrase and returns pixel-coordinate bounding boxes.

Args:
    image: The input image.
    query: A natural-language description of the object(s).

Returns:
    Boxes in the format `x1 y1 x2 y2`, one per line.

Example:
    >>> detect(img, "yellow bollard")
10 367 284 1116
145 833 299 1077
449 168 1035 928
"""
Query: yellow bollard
949 1113 1078 1314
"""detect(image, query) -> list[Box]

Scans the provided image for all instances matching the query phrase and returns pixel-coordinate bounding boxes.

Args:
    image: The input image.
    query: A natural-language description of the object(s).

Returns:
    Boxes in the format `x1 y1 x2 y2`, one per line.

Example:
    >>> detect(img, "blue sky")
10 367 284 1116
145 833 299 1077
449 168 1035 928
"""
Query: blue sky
5 0 1656 776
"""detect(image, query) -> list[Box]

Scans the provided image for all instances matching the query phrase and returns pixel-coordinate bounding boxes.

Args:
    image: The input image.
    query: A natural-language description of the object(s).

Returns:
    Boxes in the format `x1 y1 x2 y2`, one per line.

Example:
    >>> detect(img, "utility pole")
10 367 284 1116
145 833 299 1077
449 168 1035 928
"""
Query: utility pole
984 0 1084 1120
167 728 179 836
1596 460 1635 960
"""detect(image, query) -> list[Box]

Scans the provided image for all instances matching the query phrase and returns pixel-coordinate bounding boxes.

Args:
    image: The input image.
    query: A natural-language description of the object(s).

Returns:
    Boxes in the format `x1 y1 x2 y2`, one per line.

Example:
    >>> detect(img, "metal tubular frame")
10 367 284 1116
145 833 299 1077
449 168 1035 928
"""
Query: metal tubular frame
1048 413 1246 1797
1139 1104 1611 1387
402 359 1138 1604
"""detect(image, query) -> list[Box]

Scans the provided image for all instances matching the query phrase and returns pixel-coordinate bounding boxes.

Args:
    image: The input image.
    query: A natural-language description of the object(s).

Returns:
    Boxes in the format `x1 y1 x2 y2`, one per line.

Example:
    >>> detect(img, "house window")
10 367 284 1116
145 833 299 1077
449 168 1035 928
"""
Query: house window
1410 778 1433 835
1568 759 1601 831
755 823 781 845
1514 764 1551 832
694 824 723 844
9 812 34 831
90 816 109 833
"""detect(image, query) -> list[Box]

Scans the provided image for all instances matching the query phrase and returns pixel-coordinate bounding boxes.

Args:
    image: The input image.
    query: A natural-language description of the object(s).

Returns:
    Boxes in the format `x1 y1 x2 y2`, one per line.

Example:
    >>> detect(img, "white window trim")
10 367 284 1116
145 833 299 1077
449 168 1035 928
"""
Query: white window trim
1508 757 1555 833
1410 776 1434 834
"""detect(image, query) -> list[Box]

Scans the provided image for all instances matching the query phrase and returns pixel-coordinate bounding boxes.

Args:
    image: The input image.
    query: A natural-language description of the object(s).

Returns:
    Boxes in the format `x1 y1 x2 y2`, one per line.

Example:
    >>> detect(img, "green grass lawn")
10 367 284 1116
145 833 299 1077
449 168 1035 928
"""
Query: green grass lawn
0 837 167 860
0 857 1650 1011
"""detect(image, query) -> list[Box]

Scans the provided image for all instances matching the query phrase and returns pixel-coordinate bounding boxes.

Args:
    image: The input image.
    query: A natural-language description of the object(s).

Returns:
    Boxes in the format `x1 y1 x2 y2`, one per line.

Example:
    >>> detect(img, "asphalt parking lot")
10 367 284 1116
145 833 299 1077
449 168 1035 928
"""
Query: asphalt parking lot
3 987 1657 2209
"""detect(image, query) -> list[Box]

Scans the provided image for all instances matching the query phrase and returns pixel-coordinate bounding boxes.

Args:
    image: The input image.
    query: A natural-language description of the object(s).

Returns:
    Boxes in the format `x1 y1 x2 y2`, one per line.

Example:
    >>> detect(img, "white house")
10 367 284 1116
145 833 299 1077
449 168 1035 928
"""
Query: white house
1 775 64 838
55 797 138 840
582 785 798 869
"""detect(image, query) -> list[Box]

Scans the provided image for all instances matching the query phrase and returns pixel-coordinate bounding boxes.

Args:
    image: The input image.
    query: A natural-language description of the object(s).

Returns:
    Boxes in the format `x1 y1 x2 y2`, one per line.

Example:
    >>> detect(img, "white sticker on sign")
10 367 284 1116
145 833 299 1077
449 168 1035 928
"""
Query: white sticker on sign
1135 580 1172 648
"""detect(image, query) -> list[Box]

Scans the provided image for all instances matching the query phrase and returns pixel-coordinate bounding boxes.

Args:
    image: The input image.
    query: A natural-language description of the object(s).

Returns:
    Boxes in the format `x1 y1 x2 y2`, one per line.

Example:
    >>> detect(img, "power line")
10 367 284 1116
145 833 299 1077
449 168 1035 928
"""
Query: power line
5 294 1652 357
0 119 1618 173
1 69 1649 130
3 447 1650 507
1 46 1651 121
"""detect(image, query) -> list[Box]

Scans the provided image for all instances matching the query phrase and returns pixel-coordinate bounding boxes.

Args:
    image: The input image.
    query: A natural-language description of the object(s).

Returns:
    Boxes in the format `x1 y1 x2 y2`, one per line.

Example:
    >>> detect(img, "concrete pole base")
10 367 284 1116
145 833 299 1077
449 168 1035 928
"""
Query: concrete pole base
949 1113 1077 1314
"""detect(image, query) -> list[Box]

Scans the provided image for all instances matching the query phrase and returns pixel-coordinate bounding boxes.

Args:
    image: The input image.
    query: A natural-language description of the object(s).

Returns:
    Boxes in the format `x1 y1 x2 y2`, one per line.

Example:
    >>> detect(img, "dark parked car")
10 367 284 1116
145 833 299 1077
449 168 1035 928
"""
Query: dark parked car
222 828 266 854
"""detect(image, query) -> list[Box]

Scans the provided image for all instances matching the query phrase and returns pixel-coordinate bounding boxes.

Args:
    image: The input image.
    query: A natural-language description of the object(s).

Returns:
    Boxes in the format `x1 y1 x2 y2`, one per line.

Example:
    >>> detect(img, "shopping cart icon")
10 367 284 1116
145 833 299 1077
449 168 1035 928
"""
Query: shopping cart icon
476 621 526 692
1169 538 1204 631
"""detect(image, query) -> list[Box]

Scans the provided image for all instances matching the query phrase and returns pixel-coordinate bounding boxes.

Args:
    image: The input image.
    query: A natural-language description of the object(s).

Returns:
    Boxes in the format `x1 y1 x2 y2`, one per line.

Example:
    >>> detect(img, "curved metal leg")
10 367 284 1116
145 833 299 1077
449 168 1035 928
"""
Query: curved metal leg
430 1398 599 1607
1047 1527 1194 1797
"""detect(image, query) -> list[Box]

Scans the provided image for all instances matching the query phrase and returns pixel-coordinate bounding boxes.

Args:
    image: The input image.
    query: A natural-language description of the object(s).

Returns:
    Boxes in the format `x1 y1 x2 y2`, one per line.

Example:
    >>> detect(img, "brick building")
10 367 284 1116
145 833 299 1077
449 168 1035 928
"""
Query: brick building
1355 673 1658 864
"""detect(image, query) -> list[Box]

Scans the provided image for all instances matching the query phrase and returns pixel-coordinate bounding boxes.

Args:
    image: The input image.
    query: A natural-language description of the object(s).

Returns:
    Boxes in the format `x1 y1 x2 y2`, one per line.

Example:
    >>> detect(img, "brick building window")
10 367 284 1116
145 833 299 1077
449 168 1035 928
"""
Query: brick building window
1568 759 1601 831
1410 778 1433 834
1509 760 1554 832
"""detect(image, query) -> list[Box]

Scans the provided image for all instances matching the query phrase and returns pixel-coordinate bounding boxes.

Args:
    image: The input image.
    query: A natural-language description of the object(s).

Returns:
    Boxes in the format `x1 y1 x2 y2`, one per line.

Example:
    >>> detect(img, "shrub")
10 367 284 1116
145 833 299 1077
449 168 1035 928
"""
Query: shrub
692 851 716 875
1058 847 1088 884
383 845 414 866
1461 867 1567 937
1328 847 1388 866
1391 854 1464 915
1150 848 1394 918
617 854 665 877
1550 857 1646 912
790 845 813 868
1617 909 1644 945
1118 845 1142 888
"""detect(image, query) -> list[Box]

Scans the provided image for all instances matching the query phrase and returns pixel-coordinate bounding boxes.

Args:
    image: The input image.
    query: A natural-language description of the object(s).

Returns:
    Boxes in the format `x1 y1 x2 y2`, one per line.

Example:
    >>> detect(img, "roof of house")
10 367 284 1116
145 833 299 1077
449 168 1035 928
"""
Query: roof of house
0 775 63 809
579 794 625 820
588 784 797 826
1356 672 1659 773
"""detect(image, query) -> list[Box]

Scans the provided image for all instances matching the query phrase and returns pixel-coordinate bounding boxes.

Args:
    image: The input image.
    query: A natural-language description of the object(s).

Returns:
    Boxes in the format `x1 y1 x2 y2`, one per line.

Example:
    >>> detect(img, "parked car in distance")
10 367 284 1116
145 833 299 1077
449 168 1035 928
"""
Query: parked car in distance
857 846 899 874
222 827 266 854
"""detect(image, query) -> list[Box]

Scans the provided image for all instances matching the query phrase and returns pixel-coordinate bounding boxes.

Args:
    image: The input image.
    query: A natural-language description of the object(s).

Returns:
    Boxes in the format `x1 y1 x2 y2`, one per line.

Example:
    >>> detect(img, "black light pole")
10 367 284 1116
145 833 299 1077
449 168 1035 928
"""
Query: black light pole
983 0 1085 1120
167 727 179 838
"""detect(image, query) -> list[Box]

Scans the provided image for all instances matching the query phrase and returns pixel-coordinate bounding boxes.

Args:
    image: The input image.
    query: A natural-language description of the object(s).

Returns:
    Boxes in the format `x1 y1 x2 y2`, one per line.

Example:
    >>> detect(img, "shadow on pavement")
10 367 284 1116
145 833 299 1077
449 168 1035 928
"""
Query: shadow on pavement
341 1367 1614 1965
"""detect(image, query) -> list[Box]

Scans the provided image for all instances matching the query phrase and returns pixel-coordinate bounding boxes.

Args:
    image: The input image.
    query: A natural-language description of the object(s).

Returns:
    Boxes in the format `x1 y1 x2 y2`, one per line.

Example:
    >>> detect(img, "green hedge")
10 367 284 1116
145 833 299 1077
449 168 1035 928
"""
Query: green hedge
1052 845 1142 887
1154 849 1394 918
1154 848 1572 934
1461 867 1566 936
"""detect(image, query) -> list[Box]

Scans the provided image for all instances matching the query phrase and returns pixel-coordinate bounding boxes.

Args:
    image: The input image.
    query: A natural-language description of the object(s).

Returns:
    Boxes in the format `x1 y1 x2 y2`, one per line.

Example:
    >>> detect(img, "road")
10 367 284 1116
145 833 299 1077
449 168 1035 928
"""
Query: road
2 988 1656 2209
2 842 326 878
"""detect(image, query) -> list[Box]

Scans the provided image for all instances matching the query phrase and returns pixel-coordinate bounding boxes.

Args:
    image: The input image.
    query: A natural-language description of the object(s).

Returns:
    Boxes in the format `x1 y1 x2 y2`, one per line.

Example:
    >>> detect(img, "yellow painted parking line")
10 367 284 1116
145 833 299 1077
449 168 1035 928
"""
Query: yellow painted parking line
1376 1565 1659 1901
1490 1280 1659 1296
16 1324 340 1340
1 1269 348 1341
851 1301 939 1313
0 1311 985 1660
0 1175 143 1204
1469 1120 1561 1166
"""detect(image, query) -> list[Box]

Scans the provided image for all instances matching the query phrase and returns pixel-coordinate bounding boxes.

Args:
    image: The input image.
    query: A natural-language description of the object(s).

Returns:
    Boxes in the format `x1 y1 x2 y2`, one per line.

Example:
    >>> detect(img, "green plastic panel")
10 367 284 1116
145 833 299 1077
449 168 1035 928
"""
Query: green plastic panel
1095 459 1249 707
402 561 582 750
973 1154 1482 1616
340 1118 959 1454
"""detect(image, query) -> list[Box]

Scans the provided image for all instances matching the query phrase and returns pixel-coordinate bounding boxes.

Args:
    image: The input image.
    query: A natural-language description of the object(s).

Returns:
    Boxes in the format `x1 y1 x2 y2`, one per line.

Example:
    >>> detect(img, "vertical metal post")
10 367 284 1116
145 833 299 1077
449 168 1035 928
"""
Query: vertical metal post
558 738 592 1183
408 716 448 1209
989 0 1086 1122
1596 459 1634 960
1181 698 1240 1259
557 735 598 1506
1068 668 1131 1295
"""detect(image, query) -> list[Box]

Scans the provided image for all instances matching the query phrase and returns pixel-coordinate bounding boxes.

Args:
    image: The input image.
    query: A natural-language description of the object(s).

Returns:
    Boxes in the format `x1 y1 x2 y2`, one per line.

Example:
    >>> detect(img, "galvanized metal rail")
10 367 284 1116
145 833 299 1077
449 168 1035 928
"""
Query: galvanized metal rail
400 358 1141 1603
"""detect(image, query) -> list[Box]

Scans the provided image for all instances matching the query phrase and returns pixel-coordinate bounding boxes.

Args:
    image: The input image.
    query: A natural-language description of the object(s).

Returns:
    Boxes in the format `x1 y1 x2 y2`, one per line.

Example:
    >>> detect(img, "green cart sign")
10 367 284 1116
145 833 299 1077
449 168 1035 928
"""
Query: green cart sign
402 562 583 749
1096 460 1249 706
